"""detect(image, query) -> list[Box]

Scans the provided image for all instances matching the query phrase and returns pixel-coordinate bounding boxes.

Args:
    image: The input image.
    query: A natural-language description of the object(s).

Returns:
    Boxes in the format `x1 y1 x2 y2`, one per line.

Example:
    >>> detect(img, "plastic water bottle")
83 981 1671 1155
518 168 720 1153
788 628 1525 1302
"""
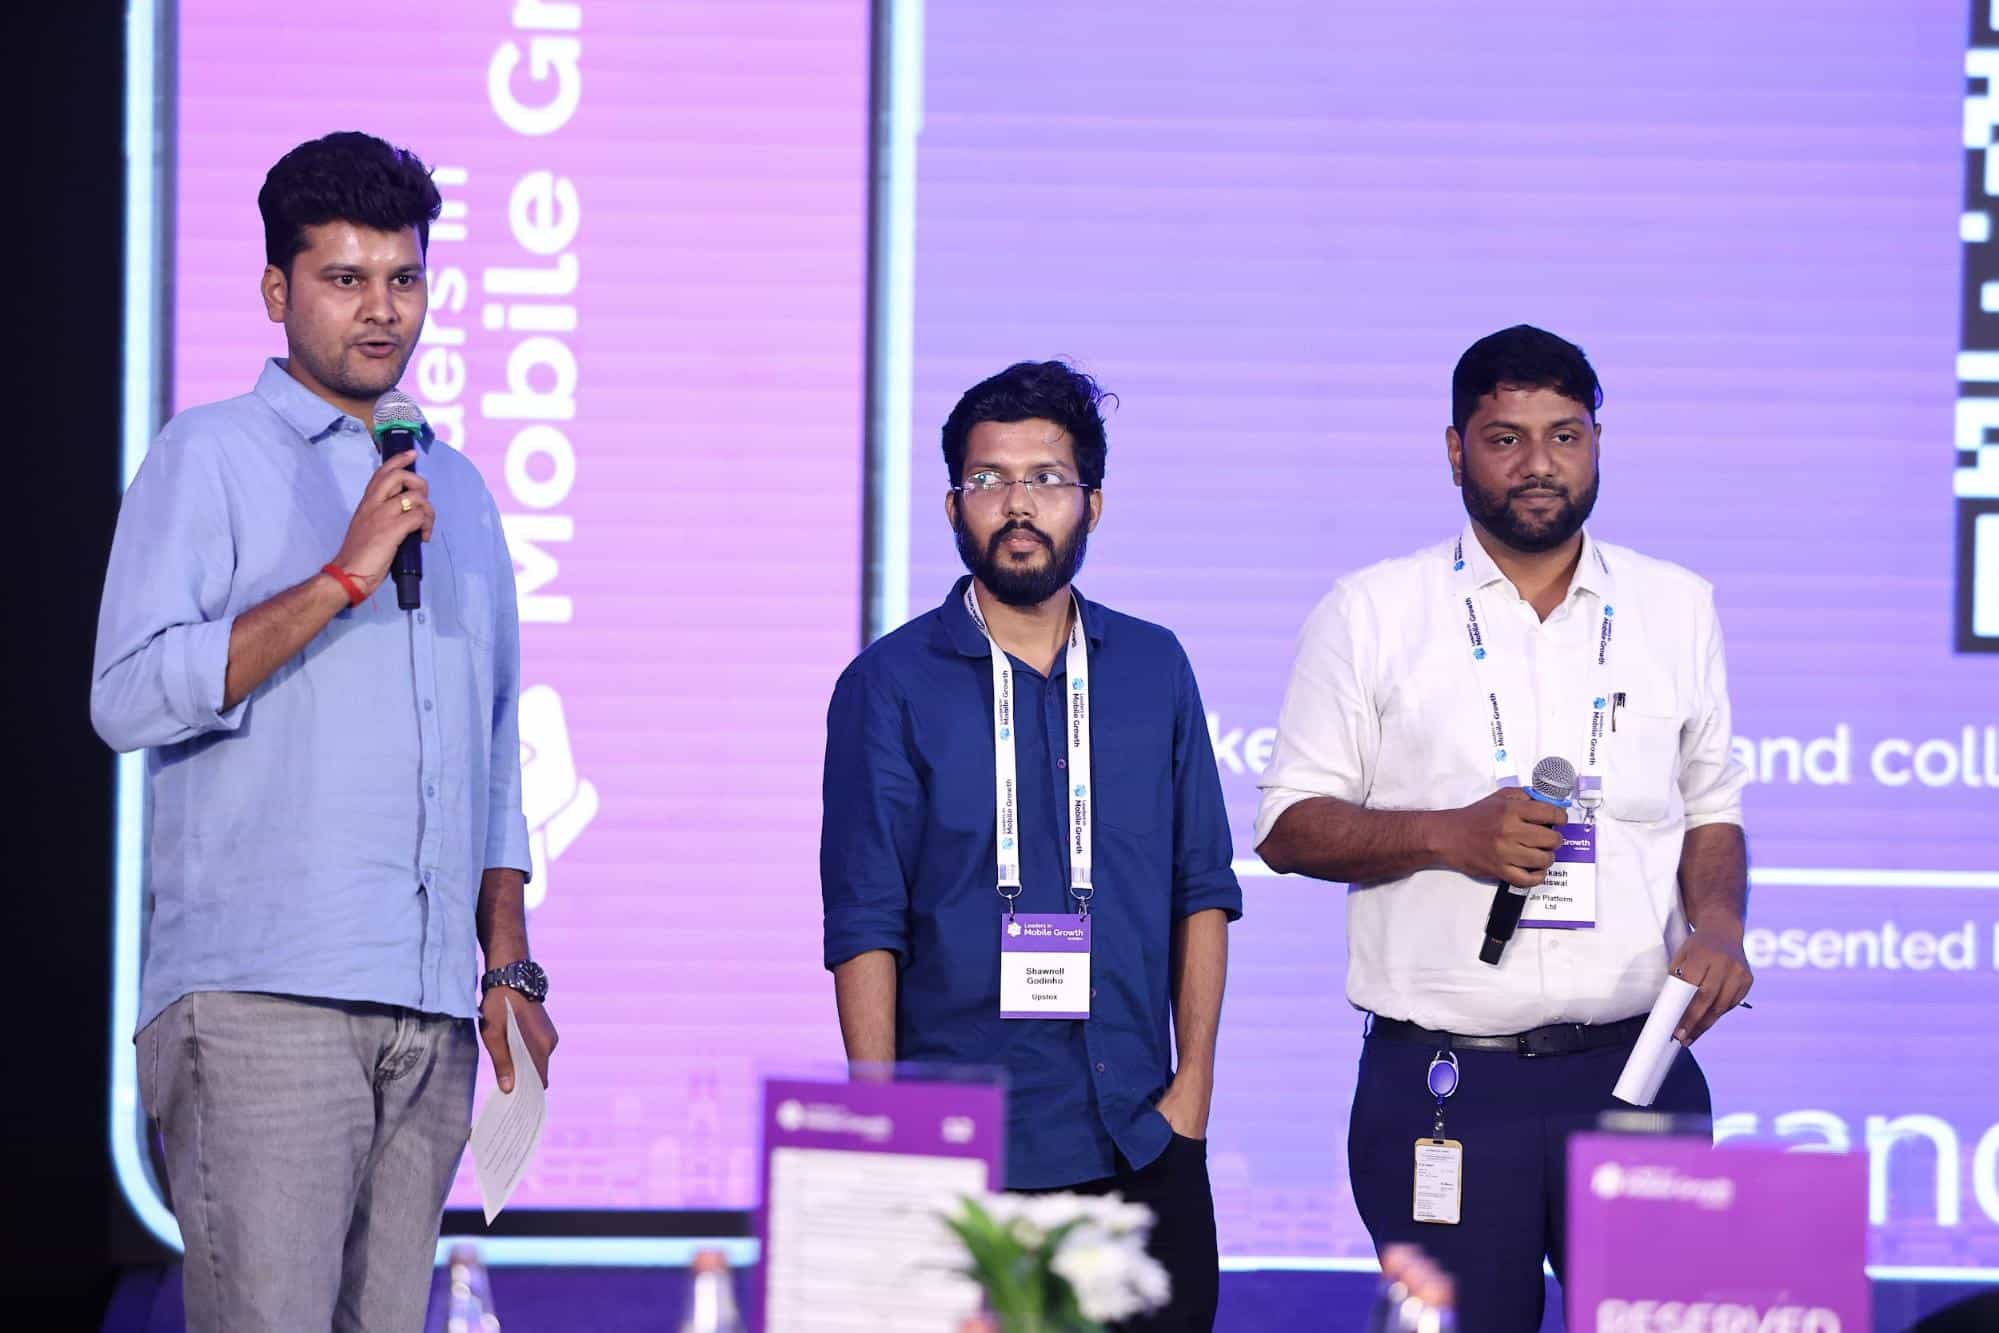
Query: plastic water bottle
442 1243 501 1333
678 1249 745 1333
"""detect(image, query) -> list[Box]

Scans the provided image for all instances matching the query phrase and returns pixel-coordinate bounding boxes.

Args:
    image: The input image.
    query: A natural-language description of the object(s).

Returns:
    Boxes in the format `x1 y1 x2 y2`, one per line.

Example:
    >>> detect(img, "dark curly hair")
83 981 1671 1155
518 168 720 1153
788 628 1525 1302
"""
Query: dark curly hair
941 361 1114 489
258 131 443 273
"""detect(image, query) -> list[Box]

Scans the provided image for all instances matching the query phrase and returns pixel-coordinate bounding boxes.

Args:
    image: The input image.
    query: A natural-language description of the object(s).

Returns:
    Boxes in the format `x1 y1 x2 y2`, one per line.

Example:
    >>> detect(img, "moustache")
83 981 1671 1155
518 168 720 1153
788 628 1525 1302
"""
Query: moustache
989 522 1053 554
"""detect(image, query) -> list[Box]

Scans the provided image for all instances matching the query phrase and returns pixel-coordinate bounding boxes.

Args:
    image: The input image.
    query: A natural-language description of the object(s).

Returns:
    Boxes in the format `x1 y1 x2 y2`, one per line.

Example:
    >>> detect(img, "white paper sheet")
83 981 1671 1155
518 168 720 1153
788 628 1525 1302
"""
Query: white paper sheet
1612 974 1699 1107
470 998 547 1223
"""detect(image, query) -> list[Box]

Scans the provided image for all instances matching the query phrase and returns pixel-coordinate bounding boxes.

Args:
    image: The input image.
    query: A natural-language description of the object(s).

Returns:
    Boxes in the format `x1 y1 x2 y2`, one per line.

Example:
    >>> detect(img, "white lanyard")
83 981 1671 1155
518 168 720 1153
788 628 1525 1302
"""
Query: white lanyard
963 583 1095 915
1453 535 1615 803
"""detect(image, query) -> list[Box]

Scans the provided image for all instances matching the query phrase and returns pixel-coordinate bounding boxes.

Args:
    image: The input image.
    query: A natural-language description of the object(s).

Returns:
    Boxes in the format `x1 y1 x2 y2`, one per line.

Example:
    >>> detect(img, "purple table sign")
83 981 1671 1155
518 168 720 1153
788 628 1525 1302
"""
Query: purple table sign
1567 1132 1870 1332
757 1072 1005 1332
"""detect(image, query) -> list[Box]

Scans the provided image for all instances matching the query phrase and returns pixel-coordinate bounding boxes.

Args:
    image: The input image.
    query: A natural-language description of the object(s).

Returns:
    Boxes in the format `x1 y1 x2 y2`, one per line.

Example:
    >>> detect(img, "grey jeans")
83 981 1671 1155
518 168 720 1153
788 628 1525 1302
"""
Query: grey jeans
138 991 477 1332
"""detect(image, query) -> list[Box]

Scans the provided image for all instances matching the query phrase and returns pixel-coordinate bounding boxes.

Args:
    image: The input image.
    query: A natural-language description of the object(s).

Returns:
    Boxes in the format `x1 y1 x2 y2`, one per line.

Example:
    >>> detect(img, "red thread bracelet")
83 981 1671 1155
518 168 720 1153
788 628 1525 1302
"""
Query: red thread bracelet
321 563 367 608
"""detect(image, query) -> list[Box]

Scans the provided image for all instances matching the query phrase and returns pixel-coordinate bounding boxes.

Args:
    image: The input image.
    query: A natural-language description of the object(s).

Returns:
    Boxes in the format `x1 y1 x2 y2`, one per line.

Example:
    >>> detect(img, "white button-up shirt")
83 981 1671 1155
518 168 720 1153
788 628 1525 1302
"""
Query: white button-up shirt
1255 525 1747 1034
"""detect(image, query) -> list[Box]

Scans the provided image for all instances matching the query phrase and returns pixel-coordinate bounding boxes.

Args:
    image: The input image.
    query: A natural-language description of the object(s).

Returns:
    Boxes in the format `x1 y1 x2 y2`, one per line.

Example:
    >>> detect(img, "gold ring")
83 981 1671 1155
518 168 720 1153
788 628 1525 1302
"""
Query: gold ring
400 496 414 513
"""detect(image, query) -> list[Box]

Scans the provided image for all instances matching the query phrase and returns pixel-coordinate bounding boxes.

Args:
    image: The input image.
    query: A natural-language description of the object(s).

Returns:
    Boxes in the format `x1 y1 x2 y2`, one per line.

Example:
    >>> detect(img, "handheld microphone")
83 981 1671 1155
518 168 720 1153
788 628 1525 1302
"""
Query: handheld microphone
370 390 427 611
1477 755 1576 966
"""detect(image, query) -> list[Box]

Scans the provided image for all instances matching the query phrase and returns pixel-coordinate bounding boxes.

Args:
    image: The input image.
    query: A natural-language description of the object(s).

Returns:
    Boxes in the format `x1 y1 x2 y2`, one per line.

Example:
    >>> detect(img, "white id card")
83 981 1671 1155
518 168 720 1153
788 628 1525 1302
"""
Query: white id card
1413 1139 1463 1225
999 914 1092 1019
1522 822 1597 929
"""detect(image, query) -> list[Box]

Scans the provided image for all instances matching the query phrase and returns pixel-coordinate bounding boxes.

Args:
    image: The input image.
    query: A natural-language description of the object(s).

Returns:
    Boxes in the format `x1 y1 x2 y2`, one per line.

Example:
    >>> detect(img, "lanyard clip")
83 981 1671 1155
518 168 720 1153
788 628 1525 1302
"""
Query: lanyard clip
1426 1051 1457 1139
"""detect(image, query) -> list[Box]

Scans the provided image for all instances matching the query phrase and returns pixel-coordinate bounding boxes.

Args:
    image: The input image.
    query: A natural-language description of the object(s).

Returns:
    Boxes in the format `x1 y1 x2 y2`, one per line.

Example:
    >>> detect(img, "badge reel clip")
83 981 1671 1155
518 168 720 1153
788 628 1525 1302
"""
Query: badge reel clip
1426 1050 1459 1139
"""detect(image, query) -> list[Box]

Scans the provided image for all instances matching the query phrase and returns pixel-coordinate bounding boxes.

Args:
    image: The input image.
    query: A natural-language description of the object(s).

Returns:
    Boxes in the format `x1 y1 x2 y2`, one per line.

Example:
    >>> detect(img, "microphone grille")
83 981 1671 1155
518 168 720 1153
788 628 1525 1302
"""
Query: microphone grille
1531 756 1578 801
371 389 427 432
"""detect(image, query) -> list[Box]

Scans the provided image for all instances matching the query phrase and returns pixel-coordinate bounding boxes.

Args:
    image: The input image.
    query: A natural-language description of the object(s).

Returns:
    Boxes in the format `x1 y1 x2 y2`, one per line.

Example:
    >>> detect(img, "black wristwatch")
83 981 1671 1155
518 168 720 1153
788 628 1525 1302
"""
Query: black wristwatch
480 959 549 1004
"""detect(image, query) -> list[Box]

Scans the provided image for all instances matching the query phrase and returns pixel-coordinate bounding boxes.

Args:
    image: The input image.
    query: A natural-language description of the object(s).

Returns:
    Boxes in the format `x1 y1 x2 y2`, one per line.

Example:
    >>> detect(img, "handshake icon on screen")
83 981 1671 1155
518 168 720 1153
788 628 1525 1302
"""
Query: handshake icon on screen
519 683 599 910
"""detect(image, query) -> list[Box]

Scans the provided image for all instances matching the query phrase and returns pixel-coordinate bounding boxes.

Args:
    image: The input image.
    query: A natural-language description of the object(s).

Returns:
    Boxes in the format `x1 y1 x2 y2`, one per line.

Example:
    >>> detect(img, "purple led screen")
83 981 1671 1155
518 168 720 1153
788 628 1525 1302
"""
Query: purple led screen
153 0 1999 1271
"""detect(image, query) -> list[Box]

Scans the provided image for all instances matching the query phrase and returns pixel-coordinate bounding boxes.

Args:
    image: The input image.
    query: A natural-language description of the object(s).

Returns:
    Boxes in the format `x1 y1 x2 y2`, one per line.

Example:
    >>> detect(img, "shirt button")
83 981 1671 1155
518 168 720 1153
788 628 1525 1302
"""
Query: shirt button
423 699 434 712
425 784 437 798
416 610 427 624
1058 758 1067 769
1094 1062 1107 1074
1090 987 1098 999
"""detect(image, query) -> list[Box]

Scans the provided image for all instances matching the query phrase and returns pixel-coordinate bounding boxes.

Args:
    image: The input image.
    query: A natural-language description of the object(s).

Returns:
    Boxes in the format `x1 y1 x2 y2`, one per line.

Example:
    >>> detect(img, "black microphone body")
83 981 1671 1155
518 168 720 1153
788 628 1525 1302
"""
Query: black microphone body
1479 883 1531 966
371 390 429 612
1478 756 1578 966
377 425 424 610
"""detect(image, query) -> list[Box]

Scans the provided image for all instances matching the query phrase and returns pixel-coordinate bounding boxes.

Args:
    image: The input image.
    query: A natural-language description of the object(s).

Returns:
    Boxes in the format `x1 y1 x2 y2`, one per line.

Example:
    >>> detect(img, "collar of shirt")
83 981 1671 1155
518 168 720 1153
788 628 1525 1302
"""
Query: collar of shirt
939 574 1108 662
253 357 435 452
1457 520 1618 613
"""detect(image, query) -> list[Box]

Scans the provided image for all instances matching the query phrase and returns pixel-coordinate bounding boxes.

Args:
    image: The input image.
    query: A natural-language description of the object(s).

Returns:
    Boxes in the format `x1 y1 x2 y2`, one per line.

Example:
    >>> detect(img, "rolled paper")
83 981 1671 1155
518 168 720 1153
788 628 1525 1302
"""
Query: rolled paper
1612 974 1699 1107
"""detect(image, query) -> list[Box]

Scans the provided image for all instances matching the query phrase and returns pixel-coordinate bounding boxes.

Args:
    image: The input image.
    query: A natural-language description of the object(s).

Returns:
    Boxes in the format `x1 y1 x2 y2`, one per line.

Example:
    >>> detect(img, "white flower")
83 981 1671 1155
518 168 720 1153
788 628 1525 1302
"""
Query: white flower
1049 1224 1172 1324
1073 1192 1155 1239
1021 1192 1097 1236
949 1192 1171 1325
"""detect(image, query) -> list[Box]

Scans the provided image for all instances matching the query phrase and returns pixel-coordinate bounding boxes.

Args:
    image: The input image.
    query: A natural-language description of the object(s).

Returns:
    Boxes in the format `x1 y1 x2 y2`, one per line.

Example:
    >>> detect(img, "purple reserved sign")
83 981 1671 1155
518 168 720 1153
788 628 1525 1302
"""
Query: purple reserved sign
1567 1132 1869 1332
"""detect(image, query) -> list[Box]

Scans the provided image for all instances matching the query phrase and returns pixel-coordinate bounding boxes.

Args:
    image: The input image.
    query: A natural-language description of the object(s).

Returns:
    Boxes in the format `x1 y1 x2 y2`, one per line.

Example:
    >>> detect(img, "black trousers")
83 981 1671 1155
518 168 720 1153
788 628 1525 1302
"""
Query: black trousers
1348 1030 1713 1333
1020 1132 1219 1332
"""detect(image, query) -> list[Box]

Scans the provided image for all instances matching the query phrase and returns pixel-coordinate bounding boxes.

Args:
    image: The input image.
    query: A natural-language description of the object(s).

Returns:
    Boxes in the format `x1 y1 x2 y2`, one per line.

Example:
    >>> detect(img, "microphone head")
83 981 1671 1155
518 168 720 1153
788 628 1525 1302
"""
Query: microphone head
1531 755 1578 802
371 389 427 439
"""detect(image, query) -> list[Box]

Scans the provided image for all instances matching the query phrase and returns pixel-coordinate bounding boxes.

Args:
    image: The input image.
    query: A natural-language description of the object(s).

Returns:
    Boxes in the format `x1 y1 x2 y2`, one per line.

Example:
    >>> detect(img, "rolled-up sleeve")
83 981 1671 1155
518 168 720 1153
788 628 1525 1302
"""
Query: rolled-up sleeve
1679 585 1747 830
820 663 920 969
485 496 534 875
1170 645 1242 921
90 426 248 753
1254 582 1379 847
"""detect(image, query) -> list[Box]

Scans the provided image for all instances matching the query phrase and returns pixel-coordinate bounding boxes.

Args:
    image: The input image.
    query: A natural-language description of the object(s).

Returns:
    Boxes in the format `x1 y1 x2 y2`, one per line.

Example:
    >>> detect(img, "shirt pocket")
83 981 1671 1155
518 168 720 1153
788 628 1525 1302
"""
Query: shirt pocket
1092 722 1170 834
439 527 496 648
1602 682 1684 825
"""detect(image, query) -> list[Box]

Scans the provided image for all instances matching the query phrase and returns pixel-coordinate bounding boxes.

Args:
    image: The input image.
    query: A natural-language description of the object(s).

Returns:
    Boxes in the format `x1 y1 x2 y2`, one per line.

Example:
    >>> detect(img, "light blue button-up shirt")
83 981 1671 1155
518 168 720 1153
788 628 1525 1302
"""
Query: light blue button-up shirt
93 360 532 1030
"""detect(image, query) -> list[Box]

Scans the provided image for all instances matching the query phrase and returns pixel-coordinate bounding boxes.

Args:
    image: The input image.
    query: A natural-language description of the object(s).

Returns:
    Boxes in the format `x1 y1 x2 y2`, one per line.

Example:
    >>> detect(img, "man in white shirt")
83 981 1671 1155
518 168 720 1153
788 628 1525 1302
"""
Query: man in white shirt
1256 325 1753 1331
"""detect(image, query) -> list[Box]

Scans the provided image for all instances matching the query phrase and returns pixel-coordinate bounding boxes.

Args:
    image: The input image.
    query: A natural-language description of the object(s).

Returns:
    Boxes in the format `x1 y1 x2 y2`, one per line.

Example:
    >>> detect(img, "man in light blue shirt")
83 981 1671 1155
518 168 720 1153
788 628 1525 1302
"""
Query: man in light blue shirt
91 132 556 1332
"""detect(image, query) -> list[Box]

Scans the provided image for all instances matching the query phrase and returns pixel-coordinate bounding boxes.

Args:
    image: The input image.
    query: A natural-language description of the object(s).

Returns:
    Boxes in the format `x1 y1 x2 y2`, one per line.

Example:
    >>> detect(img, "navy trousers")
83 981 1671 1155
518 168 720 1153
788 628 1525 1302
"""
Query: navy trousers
1347 1027 1712 1333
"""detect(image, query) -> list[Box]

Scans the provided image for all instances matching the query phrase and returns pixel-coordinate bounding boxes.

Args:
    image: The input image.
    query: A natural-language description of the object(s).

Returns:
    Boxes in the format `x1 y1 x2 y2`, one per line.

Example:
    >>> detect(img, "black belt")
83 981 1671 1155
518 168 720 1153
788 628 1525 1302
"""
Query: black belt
1367 1013 1648 1058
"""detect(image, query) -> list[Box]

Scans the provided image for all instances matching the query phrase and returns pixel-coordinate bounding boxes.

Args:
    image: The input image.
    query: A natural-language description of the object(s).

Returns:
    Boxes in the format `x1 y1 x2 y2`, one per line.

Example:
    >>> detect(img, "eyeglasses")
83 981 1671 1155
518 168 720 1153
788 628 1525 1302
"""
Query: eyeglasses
951 469 1094 505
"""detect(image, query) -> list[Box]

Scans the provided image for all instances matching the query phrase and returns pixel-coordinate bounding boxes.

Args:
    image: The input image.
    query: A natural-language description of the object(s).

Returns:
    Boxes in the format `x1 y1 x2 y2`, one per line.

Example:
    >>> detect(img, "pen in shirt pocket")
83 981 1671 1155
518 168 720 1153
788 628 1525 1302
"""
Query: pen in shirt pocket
1611 691 1627 731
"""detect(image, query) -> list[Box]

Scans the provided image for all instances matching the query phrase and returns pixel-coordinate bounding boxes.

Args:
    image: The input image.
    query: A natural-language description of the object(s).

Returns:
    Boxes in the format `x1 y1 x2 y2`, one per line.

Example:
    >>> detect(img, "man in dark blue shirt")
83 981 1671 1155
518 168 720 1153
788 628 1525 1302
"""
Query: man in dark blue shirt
821 361 1242 1331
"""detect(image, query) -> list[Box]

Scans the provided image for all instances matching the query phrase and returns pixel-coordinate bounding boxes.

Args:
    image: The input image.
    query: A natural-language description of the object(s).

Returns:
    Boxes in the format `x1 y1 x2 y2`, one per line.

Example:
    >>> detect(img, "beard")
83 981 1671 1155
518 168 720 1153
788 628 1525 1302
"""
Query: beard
290 337 416 406
1462 471 1600 554
954 514 1090 608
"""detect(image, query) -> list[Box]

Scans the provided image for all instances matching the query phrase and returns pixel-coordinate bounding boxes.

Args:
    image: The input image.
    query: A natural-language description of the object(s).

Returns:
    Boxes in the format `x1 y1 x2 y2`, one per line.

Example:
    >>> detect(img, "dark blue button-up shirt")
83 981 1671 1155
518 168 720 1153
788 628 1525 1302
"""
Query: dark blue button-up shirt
821 577 1242 1188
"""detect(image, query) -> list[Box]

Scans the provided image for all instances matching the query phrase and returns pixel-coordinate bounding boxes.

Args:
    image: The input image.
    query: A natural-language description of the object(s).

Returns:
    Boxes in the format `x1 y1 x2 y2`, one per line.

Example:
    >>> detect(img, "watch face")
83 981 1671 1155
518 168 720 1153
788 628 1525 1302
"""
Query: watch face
488 961 548 1002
